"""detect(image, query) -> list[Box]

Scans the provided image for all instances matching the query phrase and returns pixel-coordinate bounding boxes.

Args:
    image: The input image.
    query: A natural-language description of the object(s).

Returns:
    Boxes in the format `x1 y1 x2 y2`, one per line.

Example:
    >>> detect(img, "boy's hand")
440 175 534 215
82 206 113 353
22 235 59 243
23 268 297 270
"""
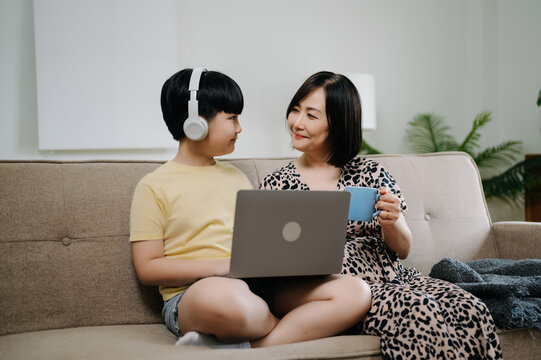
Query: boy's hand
376 188 401 226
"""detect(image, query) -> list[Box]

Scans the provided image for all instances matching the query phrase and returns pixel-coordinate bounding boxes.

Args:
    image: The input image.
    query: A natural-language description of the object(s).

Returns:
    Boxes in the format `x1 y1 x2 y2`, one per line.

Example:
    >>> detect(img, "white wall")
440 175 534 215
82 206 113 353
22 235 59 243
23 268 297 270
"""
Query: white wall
486 0 541 222
177 0 480 158
1 0 540 221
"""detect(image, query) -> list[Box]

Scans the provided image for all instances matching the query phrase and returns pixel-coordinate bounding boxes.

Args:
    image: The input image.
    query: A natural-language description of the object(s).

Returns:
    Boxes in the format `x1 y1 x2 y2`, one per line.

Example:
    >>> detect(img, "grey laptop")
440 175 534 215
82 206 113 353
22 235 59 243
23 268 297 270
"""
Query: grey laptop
228 190 350 278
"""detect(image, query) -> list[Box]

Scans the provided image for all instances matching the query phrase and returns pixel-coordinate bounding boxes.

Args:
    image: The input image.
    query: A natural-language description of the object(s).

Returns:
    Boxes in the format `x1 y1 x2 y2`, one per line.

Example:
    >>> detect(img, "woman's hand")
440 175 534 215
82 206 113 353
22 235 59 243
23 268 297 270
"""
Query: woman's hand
375 188 412 259
376 188 401 226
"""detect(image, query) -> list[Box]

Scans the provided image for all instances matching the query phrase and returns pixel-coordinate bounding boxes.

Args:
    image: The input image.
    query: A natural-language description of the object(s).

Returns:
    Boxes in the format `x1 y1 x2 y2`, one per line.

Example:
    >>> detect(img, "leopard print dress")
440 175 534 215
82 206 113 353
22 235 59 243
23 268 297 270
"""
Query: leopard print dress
260 156 503 360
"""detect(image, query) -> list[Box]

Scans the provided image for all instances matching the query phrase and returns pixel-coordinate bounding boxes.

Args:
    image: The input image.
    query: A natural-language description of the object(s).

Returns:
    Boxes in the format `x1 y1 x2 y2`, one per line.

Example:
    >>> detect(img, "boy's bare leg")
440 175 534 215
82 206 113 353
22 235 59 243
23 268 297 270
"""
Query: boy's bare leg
251 275 371 348
178 277 278 342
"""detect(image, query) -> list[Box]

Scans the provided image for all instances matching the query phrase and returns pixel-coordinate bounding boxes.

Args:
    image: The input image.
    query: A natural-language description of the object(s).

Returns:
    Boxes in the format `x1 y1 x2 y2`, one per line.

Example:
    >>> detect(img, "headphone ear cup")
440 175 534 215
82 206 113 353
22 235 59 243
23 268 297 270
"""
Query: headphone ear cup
183 116 208 141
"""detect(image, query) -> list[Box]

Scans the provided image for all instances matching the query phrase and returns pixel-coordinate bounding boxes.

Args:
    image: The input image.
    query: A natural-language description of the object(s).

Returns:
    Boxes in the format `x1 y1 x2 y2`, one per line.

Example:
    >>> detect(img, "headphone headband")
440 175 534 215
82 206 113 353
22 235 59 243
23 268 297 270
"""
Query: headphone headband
189 68 206 91
184 67 209 141
187 68 207 122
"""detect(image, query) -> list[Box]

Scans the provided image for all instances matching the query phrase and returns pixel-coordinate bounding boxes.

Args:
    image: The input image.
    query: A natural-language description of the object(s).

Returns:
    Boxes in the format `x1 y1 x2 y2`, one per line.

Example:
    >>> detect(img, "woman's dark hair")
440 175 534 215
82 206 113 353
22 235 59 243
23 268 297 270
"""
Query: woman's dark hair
161 69 244 140
286 71 362 167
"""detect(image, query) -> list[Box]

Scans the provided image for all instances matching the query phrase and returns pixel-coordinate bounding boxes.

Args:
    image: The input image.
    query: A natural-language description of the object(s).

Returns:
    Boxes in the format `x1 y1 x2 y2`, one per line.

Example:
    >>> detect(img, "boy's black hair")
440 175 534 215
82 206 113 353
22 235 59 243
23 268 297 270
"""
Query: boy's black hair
286 71 362 168
161 69 244 140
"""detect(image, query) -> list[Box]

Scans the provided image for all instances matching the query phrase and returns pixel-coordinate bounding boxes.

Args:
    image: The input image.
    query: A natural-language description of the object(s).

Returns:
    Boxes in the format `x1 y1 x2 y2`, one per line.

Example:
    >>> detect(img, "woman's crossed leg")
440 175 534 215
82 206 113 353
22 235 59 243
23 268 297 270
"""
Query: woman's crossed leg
252 274 371 347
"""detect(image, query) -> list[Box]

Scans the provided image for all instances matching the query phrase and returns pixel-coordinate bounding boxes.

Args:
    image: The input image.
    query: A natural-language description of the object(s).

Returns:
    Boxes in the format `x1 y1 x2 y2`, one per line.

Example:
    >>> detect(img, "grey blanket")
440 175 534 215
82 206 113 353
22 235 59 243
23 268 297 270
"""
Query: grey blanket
429 258 541 331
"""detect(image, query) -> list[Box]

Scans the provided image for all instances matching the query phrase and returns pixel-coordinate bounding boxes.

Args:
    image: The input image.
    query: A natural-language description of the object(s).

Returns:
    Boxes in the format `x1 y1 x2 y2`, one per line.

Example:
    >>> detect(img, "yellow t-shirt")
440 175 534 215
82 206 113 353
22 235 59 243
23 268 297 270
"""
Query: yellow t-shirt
129 160 253 301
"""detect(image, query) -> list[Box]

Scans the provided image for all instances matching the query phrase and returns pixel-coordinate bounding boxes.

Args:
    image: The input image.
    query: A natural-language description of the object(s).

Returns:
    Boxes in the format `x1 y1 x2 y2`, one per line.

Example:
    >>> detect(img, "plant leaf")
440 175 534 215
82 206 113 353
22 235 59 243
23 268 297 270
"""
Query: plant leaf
482 166 524 206
473 141 522 171
360 140 382 155
459 111 492 154
537 89 541 107
482 157 541 206
522 156 541 191
407 113 456 153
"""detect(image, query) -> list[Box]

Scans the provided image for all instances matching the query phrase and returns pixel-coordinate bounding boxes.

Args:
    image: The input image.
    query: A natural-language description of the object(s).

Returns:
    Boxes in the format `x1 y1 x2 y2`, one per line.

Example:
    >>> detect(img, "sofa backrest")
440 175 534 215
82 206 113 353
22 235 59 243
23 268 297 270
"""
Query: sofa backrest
0 152 498 335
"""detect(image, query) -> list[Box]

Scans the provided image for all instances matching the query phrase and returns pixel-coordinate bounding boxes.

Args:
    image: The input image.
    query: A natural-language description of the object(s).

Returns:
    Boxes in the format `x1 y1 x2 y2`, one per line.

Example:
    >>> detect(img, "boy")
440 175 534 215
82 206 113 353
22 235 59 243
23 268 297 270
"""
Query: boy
129 68 371 349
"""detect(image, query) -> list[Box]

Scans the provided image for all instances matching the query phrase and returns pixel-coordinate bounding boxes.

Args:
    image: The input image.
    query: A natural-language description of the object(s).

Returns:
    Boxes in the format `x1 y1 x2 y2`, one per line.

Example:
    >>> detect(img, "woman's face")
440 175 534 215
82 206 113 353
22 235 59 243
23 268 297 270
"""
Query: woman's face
288 87 329 156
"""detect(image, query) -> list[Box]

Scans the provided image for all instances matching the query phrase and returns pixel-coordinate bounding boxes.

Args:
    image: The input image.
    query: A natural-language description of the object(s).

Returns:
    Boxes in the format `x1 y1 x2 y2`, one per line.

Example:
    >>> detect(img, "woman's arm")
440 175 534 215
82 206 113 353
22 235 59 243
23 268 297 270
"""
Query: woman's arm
380 213 412 259
376 188 412 259
131 240 230 286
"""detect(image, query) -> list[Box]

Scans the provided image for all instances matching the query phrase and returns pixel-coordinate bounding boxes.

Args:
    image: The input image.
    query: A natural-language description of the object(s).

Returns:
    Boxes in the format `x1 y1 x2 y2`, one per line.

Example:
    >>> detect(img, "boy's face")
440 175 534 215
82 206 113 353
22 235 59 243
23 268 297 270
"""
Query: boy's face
202 111 242 157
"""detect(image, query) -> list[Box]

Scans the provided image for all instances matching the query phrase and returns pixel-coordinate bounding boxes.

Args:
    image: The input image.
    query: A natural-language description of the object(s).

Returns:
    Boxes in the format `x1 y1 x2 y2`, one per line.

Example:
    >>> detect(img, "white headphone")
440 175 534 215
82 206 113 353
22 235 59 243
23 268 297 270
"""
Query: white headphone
183 67 208 141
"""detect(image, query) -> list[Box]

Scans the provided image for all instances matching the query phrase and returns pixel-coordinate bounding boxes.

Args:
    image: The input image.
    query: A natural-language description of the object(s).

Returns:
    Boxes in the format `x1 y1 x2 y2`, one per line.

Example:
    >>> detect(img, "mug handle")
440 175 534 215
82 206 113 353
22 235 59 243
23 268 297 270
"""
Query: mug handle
372 193 381 218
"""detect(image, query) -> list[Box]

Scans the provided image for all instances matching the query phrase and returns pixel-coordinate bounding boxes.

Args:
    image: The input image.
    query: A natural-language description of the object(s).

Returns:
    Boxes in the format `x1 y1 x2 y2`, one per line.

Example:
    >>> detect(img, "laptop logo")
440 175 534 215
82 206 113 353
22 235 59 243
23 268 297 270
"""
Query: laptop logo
282 221 302 242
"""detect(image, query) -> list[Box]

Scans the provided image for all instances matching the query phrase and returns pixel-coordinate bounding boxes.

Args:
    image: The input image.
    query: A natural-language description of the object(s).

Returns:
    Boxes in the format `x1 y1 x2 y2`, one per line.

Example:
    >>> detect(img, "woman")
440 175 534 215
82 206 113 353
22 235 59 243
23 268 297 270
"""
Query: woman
260 71 502 359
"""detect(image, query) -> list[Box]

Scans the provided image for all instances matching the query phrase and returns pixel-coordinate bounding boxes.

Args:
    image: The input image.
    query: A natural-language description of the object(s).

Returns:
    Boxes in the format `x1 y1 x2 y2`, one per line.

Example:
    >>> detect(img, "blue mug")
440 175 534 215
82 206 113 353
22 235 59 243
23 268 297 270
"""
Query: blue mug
345 186 381 221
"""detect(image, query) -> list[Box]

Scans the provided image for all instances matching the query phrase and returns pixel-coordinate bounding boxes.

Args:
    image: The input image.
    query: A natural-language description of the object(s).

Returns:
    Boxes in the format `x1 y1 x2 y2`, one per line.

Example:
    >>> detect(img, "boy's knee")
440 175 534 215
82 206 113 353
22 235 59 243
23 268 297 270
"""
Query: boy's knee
189 277 253 326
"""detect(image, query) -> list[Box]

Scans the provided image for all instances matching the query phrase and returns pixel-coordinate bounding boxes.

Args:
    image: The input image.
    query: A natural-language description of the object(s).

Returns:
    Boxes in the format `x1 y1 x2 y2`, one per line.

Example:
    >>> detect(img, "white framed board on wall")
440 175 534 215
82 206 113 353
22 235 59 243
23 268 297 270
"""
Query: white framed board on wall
33 0 179 150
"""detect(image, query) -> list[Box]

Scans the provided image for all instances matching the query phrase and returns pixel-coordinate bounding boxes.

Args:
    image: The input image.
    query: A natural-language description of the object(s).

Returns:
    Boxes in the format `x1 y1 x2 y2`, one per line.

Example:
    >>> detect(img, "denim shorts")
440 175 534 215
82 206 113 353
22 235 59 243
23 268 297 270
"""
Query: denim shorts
162 291 185 337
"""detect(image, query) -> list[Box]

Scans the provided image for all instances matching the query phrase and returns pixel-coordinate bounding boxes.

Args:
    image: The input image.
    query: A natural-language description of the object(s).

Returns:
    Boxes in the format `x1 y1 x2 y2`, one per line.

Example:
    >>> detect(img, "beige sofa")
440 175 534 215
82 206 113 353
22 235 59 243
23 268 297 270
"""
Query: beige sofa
1 152 540 360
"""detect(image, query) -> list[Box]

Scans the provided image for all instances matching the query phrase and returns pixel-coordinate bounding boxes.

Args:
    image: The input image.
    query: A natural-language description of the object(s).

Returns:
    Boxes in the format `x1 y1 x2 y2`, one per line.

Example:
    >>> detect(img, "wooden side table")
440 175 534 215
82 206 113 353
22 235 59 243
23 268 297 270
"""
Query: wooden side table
525 154 541 222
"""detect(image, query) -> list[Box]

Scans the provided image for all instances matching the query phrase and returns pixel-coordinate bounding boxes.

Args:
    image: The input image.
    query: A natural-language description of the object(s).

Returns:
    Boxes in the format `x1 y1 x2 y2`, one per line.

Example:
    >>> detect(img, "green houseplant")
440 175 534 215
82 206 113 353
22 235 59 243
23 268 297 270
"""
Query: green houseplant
361 111 541 206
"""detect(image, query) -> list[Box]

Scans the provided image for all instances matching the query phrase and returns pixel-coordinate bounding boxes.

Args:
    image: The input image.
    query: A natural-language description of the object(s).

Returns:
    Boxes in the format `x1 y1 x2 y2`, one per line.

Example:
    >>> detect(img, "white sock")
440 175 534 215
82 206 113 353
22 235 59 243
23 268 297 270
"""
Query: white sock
175 331 251 349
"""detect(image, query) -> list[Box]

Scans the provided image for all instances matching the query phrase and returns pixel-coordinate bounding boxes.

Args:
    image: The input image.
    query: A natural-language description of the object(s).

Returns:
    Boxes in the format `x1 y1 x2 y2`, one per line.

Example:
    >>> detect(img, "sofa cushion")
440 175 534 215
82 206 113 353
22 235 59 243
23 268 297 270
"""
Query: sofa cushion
0 324 538 360
0 324 382 360
0 161 163 336
364 153 497 274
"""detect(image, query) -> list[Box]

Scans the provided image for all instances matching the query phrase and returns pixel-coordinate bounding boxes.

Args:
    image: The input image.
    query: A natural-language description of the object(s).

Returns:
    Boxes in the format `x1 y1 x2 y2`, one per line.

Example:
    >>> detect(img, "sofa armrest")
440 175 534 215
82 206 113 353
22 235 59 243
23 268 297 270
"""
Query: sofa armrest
490 221 541 259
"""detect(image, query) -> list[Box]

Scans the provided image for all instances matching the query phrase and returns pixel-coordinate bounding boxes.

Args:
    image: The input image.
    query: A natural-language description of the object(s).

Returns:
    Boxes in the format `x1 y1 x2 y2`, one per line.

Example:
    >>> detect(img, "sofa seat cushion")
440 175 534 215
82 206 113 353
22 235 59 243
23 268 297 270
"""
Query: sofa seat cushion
1 325 539 360
0 324 382 360
498 328 541 360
